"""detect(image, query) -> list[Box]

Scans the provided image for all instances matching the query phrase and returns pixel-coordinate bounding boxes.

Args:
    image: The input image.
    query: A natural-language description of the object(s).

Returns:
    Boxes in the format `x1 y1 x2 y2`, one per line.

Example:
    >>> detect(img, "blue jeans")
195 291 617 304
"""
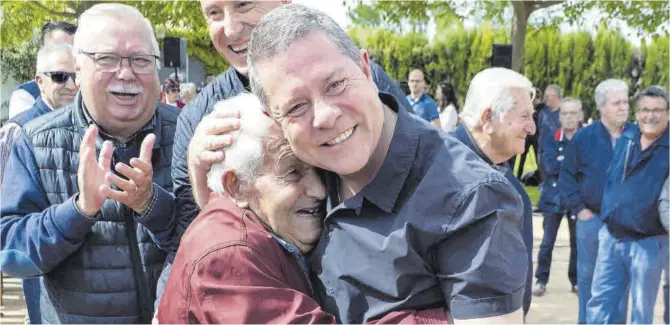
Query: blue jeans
535 212 577 286
576 216 604 323
23 278 41 324
587 227 668 324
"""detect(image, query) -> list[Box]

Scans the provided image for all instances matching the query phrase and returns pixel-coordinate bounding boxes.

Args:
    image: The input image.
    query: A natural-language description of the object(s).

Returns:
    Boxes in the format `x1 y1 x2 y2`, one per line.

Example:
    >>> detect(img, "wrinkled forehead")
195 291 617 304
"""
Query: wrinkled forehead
262 133 297 170
82 19 154 54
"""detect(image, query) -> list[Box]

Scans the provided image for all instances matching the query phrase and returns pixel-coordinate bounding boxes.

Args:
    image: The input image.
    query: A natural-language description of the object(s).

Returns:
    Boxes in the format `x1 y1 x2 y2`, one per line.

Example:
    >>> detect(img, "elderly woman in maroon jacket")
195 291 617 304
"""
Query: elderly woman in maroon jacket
156 93 449 324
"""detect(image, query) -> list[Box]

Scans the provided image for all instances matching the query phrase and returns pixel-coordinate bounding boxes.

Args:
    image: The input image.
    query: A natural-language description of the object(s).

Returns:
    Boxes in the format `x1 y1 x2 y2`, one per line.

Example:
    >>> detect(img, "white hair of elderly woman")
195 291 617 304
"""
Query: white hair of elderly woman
460 67 534 129
206 93 275 196
180 83 197 97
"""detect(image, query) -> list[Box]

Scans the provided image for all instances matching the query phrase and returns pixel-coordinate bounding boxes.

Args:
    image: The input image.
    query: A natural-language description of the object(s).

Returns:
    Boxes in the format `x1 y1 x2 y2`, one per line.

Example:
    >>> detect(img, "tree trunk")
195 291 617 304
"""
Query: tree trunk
511 1 529 73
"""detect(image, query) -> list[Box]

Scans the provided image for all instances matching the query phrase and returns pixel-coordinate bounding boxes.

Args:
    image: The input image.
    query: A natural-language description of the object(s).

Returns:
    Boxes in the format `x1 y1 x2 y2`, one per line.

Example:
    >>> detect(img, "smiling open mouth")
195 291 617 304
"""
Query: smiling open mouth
323 126 355 147
110 91 139 100
296 205 323 218
229 43 248 55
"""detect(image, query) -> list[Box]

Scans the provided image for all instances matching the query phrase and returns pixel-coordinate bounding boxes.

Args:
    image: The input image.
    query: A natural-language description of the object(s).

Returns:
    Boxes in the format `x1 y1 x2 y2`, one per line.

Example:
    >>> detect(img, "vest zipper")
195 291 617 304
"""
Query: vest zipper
124 207 152 323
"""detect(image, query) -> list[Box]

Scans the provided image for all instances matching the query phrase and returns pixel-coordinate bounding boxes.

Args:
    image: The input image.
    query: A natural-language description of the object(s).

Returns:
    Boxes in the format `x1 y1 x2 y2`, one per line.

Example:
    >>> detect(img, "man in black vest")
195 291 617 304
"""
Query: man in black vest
1 4 178 323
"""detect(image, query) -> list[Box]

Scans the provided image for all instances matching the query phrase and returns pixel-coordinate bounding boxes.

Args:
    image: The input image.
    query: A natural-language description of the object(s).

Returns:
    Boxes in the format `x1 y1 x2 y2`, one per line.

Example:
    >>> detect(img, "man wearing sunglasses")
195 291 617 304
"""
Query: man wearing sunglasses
1 4 179 323
0 43 78 325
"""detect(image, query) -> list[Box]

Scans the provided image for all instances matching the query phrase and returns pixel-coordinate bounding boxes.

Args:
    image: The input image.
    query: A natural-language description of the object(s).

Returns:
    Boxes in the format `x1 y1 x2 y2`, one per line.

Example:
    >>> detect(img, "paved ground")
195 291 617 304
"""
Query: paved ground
1 214 665 324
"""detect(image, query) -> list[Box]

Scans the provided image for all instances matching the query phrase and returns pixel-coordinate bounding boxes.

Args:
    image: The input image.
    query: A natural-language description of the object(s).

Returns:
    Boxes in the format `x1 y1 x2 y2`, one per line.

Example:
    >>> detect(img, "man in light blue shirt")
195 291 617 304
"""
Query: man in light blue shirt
406 69 440 127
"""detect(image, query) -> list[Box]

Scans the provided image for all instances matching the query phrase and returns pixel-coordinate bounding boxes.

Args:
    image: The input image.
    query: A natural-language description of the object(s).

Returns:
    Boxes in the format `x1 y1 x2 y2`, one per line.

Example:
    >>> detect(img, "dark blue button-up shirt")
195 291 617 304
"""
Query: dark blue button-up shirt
309 93 527 323
602 124 669 240
451 125 534 315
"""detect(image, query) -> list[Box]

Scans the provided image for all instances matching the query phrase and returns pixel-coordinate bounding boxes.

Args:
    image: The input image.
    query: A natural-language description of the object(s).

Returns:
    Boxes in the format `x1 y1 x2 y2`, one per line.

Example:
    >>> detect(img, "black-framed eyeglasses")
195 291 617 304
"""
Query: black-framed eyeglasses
78 50 160 75
40 71 76 84
637 107 668 115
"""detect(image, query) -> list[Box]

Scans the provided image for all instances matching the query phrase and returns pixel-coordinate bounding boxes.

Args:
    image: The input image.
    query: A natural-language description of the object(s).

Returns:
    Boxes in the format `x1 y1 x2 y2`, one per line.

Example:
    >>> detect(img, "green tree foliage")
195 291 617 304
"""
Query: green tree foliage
349 25 668 120
0 0 226 82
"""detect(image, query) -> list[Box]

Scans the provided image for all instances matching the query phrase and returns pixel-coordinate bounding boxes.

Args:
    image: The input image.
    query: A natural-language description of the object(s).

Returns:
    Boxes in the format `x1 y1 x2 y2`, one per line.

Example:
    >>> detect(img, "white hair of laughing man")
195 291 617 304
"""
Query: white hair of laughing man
206 93 276 195
460 67 534 129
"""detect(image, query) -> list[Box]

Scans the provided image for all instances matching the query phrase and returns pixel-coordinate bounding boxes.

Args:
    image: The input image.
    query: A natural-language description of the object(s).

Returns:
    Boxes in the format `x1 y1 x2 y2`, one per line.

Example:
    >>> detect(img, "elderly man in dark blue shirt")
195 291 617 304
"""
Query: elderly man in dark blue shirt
451 67 537 318
558 79 633 324
587 86 670 324
243 4 528 324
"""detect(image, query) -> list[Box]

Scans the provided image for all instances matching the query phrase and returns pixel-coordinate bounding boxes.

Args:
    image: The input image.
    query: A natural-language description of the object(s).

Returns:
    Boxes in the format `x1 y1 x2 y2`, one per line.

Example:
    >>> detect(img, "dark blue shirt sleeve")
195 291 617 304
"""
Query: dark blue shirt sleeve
369 61 412 114
170 99 205 260
558 137 585 216
435 175 527 319
0 135 96 277
133 183 177 253
542 132 561 177
427 100 440 121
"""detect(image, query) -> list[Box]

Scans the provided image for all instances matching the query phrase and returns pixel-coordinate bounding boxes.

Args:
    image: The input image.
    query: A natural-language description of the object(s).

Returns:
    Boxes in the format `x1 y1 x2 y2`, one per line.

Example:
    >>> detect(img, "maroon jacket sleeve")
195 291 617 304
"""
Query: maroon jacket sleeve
179 245 336 324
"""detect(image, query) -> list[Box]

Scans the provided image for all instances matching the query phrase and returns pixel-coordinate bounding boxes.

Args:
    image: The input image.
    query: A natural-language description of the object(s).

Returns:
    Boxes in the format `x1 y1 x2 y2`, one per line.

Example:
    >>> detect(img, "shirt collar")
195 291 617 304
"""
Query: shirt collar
453 124 510 173
327 92 419 214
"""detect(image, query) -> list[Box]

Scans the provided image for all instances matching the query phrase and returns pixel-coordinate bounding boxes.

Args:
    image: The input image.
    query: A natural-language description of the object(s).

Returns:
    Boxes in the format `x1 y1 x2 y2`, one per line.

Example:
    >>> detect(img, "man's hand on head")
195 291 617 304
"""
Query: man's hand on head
100 133 156 214
187 103 241 208
76 125 113 217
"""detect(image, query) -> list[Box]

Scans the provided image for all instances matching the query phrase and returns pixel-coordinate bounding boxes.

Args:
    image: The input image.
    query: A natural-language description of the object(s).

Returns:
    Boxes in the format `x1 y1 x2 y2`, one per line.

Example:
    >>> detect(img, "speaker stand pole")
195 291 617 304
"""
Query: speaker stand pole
174 67 179 81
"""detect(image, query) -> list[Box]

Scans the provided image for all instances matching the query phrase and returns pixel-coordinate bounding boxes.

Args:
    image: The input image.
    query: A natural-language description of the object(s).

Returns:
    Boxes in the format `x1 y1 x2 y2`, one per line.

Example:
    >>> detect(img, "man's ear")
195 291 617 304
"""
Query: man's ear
359 49 372 80
223 170 250 208
35 75 46 97
480 107 495 134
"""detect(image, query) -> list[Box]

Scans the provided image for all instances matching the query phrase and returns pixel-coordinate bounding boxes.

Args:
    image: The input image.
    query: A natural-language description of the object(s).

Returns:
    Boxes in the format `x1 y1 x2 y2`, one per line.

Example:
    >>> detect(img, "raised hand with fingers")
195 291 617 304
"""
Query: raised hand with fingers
76 124 114 217
101 133 157 214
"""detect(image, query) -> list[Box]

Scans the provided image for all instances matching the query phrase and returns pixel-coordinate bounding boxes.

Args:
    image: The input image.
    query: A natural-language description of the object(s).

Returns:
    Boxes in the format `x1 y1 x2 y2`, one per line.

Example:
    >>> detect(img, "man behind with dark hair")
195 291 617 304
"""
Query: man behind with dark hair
8 20 77 118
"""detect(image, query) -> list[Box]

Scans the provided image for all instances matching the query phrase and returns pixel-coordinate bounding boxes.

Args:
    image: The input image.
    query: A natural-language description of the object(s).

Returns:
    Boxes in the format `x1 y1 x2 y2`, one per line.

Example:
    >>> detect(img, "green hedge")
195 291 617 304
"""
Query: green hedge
349 24 669 120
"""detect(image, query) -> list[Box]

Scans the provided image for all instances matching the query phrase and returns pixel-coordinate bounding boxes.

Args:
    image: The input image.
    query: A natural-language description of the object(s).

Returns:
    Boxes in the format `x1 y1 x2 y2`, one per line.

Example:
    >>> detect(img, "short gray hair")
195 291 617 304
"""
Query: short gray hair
73 4 161 62
460 67 534 129
35 44 73 74
206 93 274 196
560 97 583 111
545 84 562 98
247 4 361 108
636 85 669 111
595 79 628 106
180 82 197 97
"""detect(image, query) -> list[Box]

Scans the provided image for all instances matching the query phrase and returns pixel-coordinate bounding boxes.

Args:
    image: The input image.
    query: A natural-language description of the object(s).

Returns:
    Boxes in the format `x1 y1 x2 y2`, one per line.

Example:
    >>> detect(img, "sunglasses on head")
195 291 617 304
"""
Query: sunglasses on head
41 71 76 84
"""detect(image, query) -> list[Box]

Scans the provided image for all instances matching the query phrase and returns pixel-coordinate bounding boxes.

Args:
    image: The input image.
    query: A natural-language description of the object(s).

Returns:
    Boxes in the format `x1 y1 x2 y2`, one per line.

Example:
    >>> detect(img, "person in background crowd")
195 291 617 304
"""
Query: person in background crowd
179 82 197 106
436 81 459 132
171 0 411 261
587 85 669 324
406 68 440 127
537 84 562 181
0 4 179 323
8 21 77 118
558 79 633 324
660 175 670 324
452 67 536 318
245 5 527 323
156 93 449 324
534 97 583 297
0 43 78 325
162 78 185 109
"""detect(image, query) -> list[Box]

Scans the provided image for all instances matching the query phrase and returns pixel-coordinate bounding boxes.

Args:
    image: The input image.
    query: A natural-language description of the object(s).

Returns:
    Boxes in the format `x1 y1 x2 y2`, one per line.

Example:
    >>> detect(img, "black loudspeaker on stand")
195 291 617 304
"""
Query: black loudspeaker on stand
163 37 187 78
492 44 513 69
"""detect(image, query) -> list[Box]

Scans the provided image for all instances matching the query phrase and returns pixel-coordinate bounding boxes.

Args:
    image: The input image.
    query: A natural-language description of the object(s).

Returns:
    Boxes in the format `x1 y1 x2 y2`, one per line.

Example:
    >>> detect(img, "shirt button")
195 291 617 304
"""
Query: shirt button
559 147 563 152
553 182 557 187
328 224 335 231
287 246 295 253
327 288 335 295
